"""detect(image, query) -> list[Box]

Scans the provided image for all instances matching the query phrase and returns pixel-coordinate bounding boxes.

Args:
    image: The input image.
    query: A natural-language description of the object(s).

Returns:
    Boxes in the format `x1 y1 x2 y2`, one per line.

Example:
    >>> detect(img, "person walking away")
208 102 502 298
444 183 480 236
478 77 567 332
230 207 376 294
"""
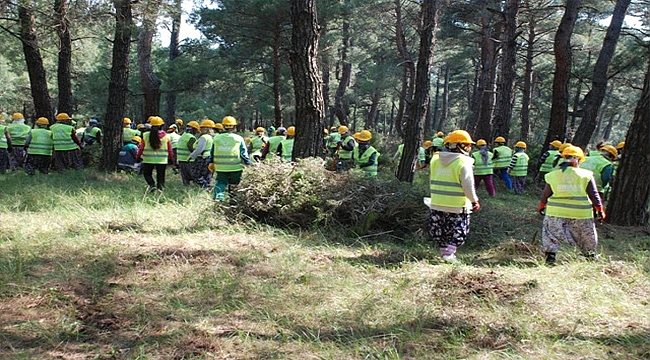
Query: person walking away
50 113 83 171
508 141 529 195
81 119 102 167
118 135 142 172
166 124 181 173
431 131 445 152
177 121 199 185
209 116 251 201
471 139 495 197
175 119 184 134
353 130 380 177
587 141 605 157
276 126 295 161
262 126 286 159
420 140 435 169
538 145 604 266
24 117 53 175
492 136 513 190
336 125 356 172
250 127 269 162
136 116 173 191
538 140 562 184
579 144 616 200
325 126 341 157
7 112 31 171
427 130 480 263
189 119 215 189
122 117 139 144
0 116 12 174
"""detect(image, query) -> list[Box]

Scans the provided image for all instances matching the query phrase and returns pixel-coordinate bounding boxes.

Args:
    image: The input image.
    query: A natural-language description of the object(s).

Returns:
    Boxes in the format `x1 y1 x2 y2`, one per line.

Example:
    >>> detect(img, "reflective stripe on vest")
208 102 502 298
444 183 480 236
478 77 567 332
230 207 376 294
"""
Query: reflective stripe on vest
493 145 512 168
0 126 8 149
168 132 180 149
472 151 493 175
353 146 379 177
545 167 594 219
326 133 340 148
200 133 213 157
540 150 559 173
429 154 472 208
432 138 444 148
267 135 285 156
580 155 611 192
418 147 425 162
50 123 79 151
212 133 243 172
251 136 267 154
123 127 138 142
28 128 53 156
510 152 529 176
338 136 356 159
280 138 294 161
142 132 170 164
176 132 196 162
8 123 31 146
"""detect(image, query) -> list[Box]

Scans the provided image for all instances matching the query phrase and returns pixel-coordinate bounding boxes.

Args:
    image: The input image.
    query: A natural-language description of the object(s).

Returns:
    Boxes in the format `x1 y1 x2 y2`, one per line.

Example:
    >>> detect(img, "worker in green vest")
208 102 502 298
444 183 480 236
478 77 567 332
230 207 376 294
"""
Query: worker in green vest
492 136 513 190
122 118 139 144
209 116 251 201
177 121 199 185
50 113 83 171
325 126 341 157
7 112 31 171
427 130 480 264
262 126 286 159
587 141 605 157
508 141 529 195
81 119 103 167
471 139 495 197
277 126 295 161
579 144 616 199
336 125 356 172
0 115 12 174
175 119 184 135
431 131 445 152
118 135 142 173
250 127 269 162
136 116 173 191
537 140 562 184
538 145 604 265
190 119 216 189
352 130 380 177
24 117 53 175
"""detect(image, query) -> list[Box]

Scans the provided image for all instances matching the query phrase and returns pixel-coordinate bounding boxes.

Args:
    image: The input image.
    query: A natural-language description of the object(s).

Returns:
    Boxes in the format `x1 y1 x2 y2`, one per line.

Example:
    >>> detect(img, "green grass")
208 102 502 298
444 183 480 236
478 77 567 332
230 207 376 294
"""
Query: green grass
1 169 649 359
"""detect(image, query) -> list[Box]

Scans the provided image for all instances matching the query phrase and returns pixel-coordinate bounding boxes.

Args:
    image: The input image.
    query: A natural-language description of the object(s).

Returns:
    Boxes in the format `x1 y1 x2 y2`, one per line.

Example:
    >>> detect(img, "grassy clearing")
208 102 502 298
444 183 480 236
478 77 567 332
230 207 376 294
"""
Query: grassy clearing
1 168 649 359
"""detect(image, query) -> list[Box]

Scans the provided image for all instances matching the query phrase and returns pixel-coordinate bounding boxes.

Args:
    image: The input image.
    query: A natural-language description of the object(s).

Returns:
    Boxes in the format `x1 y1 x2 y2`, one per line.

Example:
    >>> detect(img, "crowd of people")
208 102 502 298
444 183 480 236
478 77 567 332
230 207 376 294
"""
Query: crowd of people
0 111 624 265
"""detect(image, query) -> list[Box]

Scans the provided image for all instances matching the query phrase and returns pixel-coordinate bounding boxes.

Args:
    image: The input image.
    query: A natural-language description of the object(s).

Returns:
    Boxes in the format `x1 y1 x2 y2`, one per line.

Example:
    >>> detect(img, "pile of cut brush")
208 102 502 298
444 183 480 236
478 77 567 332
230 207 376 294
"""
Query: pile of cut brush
231 157 428 235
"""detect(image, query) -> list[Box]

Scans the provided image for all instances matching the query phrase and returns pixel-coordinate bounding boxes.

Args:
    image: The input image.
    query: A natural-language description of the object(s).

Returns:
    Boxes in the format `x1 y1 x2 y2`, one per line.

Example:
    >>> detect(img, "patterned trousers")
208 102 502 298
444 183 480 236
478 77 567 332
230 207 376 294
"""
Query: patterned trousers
0 149 9 174
192 157 212 189
542 216 598 255
428 209 471 256
9 147 26 171
53 150 83 171
24 154 52 175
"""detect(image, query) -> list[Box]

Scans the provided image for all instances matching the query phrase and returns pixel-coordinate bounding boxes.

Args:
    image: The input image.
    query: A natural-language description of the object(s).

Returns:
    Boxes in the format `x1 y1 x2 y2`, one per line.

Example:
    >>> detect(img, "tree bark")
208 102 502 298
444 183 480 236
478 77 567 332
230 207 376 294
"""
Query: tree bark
273 21 284 127
519 2 535 142
394 0 416 138
99 0 133 171
439 65 449 132
472 5 500 141
333 0 351 126
571 0 631 148
396 0 442 182
606 53 650 226
138 0 162 119
19 5 53 119
164 0 182 125
54 0 73 115
544 0 582 148
290 0 325 159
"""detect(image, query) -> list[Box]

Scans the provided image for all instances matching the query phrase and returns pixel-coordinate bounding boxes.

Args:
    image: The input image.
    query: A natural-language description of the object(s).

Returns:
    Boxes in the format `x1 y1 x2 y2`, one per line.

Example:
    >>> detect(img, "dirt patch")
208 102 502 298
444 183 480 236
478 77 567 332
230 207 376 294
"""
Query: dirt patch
436 269 538 302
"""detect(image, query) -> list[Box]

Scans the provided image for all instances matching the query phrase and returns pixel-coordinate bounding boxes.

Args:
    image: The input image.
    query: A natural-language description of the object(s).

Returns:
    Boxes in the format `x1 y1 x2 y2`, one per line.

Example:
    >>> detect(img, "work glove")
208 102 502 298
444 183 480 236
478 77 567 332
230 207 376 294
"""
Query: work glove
538 202 546 216
208 163 215 173
594 205 606 222
471 201 481 212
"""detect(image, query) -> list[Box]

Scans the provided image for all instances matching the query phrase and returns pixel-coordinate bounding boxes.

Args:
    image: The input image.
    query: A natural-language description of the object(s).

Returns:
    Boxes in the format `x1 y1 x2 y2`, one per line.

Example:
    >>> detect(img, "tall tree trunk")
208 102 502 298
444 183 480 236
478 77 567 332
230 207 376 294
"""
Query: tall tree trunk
430 66 441 133
54 0 72 114
99 0 133 171
290 0 325 159
366 89 381 129
606 53 650 226
473 6 500 141
491 0 519 141
572 0 631 148
138 0 162 119
544 0 582 148
396 0 442 182
164 0 181 125
322 51 332 127
438 65 450 132
333 0 351 125
273 21 284 127
394 0 416 138
19 5 53 119
519 2 535 142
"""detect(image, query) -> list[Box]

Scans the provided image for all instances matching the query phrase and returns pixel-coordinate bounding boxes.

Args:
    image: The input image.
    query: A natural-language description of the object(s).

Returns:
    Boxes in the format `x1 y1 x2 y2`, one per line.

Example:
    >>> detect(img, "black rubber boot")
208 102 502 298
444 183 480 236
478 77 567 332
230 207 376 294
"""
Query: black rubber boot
545 252 556 266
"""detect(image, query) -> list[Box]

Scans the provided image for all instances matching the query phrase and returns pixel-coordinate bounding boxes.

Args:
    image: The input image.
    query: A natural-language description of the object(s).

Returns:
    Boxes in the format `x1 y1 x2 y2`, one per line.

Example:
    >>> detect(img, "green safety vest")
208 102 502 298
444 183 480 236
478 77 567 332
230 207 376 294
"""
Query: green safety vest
8 123 31 146
199 133 213 157
142 132 170 164
418 146 425 162
429 154 473 208
510 152 529 176
168 132 180 149
27 128 53 156
83 127 101 143
326 132 341 148
338 135 356 160
212 133 244 172
353 146 380 177
123 127 139 142
280 138 294 161
267 135 285 156
493 145 513 169
471 151 493 175
580 155 611 192
540 150 559 173
432 137 444 148
250 135 267 158
176 132 196 162
50 123 79 151
545 167 594 219
0 125 8 149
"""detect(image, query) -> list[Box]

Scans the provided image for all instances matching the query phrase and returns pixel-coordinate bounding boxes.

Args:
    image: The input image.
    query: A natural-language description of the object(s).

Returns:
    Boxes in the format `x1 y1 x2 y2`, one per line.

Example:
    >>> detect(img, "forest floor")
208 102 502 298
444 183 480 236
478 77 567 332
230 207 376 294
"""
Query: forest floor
0 168 649 359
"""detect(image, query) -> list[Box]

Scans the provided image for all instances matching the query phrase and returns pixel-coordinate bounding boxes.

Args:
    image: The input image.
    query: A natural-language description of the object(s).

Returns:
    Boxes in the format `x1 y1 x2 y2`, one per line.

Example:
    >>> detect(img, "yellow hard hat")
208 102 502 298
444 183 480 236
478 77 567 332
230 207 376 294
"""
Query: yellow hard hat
549 140 562 148
561 145 585 162
287 126 296 136
123 117 132 125
324 128 329 135
423 140 433 148
436 131 444 137
55 113 72 121
12 112 24 120
175 119 184 126
256 127 266 133
200 119 215 128
476 139 487 146
330 126 337 132
558 142 572 152
515 141 527 149
187 121 200 130
355 130 372 142
338 125 349 134
136 124 144 130
214 123 224 130
616 141 625 150
131 136 142 144
245 137 251 143
222 116 237 126
494 136 506 143
601 144 618 158
148 116 164 126
36 117 49 125
444 130 474 145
